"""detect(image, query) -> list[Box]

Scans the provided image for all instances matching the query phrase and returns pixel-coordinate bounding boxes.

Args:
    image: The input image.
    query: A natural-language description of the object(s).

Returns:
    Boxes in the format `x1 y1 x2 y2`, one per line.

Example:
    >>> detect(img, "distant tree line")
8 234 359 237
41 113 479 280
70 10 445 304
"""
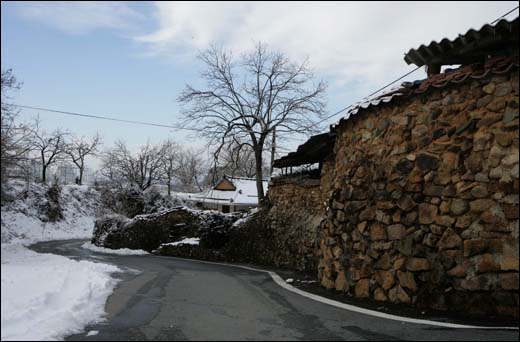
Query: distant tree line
1 68 267 199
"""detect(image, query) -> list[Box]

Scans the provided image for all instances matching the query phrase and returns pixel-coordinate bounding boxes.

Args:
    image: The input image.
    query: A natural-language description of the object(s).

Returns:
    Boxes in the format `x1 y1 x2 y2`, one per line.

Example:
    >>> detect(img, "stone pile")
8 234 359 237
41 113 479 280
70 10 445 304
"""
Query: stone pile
317 72 519 316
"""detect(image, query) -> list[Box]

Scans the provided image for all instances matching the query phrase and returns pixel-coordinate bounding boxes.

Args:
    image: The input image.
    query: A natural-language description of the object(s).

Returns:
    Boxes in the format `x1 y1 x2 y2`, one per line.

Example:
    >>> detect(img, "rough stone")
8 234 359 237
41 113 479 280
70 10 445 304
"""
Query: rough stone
482 83 495 94
393 257 407 271
406 258 431 271
359 207 376 221
477 113 503 127
374 287 388 301
391 115 409 126
463 239 503 257
335 271 350 291
502 152 519 166
511 165 519 179
450 199 469 216
387 224 406 240
455 215 473 228
375 253 392 270
357 221 368 234
495 83 512 97
447 264 466 277
397 195 416 212
355 279 370 298
375 270 395 290
437 228 462 251
495 133 513 147
476 253 500 273
470 199 495 212
397 271 417 292
499 273 519 290
418 203 438 224
370 223 387 241
476 95 493 108
388 285 411 304
435 215 455 227
460 274 495 291
503 107 519 123
470 185 489 198
423 233 438 247
423 184 445 197
416 153 440 172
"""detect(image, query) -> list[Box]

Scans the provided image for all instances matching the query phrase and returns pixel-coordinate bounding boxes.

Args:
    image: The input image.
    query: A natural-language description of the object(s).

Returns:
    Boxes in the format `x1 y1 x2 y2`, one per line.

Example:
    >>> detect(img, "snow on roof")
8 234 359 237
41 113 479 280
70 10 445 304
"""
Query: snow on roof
188 176 268 205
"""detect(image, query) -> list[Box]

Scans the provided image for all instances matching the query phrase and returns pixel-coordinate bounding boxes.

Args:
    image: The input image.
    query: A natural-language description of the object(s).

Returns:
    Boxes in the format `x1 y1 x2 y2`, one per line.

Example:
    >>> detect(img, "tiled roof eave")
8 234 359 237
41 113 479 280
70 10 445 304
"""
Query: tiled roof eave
332 56 519 131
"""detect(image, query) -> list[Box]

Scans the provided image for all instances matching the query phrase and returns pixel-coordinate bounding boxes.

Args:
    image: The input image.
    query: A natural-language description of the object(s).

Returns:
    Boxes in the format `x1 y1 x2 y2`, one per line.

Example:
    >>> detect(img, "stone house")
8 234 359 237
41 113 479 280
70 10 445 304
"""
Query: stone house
269 18 519 316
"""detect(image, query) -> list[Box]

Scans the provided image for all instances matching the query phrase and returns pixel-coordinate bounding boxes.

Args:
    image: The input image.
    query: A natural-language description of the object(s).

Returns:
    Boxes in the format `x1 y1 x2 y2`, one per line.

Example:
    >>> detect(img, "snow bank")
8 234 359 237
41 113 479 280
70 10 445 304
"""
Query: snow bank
81 242 149 255
1 180 121 341
1 243 120 341
1 181 100 244
232 208 259 227
162 237 200 247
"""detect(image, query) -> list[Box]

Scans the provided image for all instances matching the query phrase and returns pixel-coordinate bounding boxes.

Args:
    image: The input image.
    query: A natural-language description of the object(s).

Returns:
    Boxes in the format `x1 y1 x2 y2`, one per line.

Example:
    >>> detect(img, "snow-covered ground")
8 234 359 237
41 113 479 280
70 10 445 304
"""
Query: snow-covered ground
82 242 149 255
1 180 122 341
1 244 120 341
1 181 100 244
162 237 200 247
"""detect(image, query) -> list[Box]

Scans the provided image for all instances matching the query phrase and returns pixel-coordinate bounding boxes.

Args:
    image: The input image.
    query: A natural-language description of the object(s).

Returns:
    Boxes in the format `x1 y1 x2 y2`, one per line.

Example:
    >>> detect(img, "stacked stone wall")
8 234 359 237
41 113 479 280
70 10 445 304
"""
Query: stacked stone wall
318 71 519 316
265 175 328 271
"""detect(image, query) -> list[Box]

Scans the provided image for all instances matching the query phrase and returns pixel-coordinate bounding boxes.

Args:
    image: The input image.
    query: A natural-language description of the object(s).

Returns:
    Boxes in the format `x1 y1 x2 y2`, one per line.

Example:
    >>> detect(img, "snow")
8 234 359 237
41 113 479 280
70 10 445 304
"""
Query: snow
162 237 200 247
0 180 121 341
1 181 99 244
81 242 149 255
1 244 120 341
232 208 258 227
86 330 99 337
183 177 268 206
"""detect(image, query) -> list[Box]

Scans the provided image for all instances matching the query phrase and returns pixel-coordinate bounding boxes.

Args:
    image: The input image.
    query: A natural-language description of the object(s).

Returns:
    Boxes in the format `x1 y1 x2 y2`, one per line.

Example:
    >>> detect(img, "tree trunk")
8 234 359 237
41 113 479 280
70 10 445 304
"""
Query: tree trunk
42 165 47 184
269 128 276 176
78 167 84 185
254 149 265 206
167 178 171 198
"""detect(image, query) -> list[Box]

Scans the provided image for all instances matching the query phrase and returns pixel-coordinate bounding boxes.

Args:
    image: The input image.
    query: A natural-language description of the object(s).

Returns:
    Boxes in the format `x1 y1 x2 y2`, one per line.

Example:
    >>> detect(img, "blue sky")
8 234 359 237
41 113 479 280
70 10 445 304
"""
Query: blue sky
2 1 518 164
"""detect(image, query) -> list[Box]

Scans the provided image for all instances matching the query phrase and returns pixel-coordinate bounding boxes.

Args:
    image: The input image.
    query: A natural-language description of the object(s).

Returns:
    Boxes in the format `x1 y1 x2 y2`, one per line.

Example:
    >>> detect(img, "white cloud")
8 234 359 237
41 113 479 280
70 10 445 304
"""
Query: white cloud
137 1 519 96
17 1 143 35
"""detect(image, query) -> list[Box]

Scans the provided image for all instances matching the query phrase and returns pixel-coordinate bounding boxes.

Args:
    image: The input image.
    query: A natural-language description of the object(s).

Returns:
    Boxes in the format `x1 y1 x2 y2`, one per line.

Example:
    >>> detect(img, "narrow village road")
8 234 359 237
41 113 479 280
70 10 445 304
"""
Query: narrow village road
31 240 519 341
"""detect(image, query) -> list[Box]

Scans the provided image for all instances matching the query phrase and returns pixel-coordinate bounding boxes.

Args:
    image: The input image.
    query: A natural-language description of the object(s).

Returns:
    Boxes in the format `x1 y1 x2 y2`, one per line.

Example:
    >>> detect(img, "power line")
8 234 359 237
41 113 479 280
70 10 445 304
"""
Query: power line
308 65 421 130
11 7 517 138
490 5 518 24
309 6 519 130
12 104 199 131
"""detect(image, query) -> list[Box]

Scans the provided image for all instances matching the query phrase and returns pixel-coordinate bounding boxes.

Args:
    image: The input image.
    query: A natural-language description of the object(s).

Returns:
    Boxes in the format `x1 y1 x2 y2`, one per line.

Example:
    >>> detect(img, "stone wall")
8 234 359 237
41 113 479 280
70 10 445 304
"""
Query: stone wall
249 171 333 272
318 71 519 316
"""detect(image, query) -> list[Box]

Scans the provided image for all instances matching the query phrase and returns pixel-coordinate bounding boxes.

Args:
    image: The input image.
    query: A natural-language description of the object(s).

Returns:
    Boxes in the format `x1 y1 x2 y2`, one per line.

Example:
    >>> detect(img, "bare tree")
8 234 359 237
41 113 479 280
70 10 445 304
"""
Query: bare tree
66 133 101 185
175 147 207 193
179 42 327 205
28 121 68 184
216 140 257 179
101 141 163 191
1 69 33 188
159 139 181 197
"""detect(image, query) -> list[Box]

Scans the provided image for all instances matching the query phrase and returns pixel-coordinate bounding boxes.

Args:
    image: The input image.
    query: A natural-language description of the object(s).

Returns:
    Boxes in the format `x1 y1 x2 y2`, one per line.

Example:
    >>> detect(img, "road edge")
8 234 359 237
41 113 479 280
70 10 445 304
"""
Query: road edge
152 254 519 331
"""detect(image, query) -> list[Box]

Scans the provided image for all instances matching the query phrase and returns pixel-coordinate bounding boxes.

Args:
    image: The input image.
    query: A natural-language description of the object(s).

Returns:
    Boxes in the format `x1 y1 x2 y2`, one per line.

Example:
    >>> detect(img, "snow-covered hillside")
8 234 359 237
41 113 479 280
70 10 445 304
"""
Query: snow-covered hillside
1 180 100 244
1 180 121 341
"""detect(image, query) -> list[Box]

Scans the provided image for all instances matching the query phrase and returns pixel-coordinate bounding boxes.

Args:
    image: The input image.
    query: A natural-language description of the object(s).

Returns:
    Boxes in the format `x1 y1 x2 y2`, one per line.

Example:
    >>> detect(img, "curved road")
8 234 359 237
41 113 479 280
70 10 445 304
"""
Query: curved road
31 240 519 341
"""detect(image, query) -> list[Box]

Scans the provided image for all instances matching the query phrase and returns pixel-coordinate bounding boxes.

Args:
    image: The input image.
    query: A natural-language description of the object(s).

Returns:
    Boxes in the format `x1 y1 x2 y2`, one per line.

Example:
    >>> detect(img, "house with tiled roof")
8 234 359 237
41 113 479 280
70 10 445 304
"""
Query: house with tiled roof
267 17 519 316
184 175 268 213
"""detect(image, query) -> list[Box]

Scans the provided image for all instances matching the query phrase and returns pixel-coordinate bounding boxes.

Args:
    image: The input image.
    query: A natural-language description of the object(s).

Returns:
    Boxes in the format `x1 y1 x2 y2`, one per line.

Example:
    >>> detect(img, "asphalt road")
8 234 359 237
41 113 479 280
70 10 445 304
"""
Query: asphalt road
30 239 519 341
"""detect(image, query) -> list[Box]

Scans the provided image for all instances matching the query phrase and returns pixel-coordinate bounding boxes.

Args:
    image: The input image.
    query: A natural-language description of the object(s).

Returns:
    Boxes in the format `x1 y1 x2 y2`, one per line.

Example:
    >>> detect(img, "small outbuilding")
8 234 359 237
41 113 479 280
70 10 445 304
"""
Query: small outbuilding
186 176 268 213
